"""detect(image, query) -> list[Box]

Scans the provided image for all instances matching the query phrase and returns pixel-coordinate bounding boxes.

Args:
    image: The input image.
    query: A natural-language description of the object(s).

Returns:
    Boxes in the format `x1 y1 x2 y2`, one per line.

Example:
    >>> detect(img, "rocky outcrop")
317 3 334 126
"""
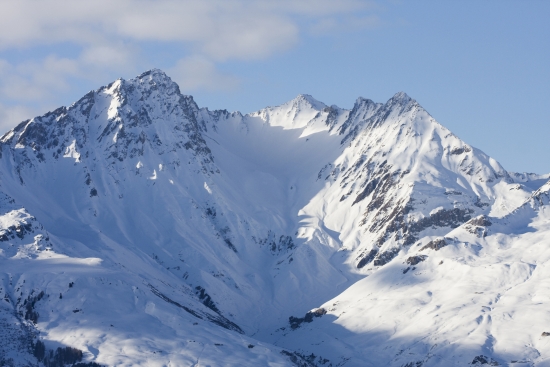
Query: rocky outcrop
356 248 378 269
289 308 327 329
420 238 448 251
466 215 492 227
406 255 427 266
470 355 499 366
253 230 295 255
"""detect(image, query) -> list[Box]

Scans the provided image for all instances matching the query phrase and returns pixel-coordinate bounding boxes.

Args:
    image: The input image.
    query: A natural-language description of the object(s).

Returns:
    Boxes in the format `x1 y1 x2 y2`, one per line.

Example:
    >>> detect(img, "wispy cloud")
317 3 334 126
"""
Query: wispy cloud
0 103 40 132
169 56 239 91
309 15 383 35
0 0 376 49
0 0 381 130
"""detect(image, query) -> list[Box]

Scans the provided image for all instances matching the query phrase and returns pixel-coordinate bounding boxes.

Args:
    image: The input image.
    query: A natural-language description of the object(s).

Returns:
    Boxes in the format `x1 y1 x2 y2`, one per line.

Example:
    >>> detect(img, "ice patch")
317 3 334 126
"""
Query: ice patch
204 182 212 194
63 140 81 163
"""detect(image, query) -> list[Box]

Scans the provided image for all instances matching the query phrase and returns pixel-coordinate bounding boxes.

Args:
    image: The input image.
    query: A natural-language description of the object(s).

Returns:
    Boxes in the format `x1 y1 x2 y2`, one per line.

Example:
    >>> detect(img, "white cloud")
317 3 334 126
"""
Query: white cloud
263 0 376 16
169 56 239 92
0 43 138 104
0 0 378 60
0 0 382 122
0 56 79 101
80 44 137 69
0 0 300 61
310 14 383 35
0 103 39 133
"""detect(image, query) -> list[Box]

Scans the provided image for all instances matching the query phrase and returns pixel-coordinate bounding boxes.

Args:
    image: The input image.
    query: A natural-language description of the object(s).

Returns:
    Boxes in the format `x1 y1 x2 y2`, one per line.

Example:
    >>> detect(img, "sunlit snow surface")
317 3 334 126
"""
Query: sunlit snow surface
0 69 548 366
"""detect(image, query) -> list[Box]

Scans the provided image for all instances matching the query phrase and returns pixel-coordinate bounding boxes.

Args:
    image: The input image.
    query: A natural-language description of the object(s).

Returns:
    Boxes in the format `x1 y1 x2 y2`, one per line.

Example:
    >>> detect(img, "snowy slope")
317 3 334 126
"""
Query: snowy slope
0 69 547 366
272 180 550 366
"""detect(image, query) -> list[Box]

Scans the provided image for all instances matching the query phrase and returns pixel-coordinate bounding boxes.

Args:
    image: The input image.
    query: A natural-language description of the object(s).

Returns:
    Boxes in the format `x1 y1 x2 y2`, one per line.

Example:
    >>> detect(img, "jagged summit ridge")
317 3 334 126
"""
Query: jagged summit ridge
389 90 414 104
0 68 215 183
0 69 548 366
248 93 330 131
0 69 532 259
292 93 326 110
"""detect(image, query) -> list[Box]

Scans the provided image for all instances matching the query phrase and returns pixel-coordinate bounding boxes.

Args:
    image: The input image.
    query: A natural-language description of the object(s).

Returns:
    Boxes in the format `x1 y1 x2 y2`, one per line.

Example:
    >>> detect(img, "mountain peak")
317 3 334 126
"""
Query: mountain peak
290 94 326 111
136 68 171 81
119 68 182 96
354 96 377 107
100 69 201 117
100 68 181 100
388 91 414 106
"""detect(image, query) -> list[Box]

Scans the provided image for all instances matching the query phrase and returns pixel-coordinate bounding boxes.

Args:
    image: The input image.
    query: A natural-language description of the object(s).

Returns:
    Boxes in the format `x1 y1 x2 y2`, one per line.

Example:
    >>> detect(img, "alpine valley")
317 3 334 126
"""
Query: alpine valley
0 69 549 367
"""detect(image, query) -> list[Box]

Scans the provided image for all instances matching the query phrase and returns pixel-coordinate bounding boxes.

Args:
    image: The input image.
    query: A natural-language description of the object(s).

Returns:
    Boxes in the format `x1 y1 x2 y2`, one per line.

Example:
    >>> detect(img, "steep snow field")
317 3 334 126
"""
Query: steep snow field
0 69 548 366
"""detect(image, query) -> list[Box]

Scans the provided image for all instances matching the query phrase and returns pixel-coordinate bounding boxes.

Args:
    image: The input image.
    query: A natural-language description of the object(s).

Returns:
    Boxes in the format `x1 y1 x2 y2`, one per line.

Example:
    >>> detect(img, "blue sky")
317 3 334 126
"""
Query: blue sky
0 0 548 173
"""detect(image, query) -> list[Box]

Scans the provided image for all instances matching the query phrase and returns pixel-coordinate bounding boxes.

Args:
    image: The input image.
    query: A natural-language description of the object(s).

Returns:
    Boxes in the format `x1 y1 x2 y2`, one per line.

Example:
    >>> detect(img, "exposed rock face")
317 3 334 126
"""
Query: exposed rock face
466 215 492 227
1 69 215 176
406 255 427 266
253 230 295 255
305 91 528 271
356 248 378 269
289 308 327 329
420 238 448 251
470 355 500 366
373 248 400 266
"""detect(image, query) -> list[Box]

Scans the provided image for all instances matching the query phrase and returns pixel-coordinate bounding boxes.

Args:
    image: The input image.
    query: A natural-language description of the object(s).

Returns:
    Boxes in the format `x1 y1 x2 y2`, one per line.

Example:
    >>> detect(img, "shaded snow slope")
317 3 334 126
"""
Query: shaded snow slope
0 69 546 366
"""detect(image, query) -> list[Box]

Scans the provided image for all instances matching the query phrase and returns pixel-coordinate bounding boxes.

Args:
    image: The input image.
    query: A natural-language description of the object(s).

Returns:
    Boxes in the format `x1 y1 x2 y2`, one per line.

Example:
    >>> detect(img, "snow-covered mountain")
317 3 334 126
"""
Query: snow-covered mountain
0 69 548 366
